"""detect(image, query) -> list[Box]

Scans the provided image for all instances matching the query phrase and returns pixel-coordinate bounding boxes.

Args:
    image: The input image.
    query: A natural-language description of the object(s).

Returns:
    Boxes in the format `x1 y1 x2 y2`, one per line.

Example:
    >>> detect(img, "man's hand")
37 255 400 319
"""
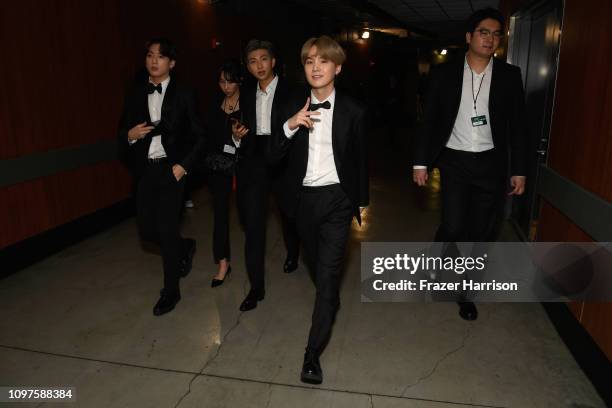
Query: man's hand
127 122 154 141
509 176 526 195
287 98 321 131
413 168 428 186
231 119 249 140
172 164 186 181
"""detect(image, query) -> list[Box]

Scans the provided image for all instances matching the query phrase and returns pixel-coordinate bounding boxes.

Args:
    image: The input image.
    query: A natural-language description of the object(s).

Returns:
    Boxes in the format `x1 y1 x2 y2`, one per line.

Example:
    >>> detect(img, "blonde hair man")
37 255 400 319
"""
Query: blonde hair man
272 35 369 384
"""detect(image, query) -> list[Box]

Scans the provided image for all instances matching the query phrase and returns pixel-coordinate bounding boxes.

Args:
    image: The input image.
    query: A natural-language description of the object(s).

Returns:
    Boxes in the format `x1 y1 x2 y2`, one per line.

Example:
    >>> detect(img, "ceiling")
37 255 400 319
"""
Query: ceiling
366 0 500 37
287 0 404 28
286 0 500 40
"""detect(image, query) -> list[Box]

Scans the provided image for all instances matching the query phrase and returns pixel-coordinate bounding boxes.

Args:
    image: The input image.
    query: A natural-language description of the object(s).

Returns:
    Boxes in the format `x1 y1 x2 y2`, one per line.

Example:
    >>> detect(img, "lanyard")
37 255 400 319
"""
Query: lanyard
469 66 486 115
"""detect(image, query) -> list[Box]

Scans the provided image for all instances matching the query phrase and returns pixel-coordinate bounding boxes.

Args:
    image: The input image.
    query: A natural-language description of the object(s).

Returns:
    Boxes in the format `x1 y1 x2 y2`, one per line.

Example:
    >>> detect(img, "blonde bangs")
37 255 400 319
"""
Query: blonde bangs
300 36 346 65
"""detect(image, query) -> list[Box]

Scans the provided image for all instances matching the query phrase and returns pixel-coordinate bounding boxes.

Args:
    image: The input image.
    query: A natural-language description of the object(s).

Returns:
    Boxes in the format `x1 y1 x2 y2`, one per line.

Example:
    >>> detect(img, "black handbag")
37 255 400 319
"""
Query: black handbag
204 104 241 176
204 151 236 176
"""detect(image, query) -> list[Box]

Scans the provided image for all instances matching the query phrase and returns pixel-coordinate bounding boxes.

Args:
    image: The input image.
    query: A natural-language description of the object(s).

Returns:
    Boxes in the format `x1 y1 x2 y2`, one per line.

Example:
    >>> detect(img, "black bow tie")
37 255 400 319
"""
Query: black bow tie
147 83 163 94
309 100 331 111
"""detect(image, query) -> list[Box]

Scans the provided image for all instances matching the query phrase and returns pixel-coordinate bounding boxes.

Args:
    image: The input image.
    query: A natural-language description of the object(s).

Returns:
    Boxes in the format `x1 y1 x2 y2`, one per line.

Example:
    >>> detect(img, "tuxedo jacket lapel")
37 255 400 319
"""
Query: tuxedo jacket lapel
295 88 311 176
271 78 285 124
138 82 152 124
331 91 350 169
135 83 153 151
161 78 176 122
488 59 503 133
450 60 464 122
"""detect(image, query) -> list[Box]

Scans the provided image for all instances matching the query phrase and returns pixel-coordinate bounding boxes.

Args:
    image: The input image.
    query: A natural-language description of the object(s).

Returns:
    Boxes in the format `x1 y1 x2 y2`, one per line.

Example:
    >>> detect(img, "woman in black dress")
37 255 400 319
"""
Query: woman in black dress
206 59 243 287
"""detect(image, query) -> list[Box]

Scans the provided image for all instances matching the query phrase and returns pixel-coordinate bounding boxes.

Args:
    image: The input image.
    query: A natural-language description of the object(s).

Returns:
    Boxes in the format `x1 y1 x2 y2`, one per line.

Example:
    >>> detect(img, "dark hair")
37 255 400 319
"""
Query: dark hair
244 39 275 61
145 37 178 60
465 8 505 33
219 59 243 84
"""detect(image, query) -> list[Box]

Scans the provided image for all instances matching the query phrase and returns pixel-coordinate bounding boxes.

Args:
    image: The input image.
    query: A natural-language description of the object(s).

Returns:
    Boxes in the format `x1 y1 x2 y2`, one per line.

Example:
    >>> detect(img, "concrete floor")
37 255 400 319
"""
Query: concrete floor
0 139 605 407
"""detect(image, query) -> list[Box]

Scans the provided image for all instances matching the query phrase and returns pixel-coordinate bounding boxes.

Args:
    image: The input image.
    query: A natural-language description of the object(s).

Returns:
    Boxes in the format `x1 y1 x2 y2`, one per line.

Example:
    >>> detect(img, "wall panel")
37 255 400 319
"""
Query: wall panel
499 0 612 361
1 1 330 249
536 0 612 361
0 162 132 248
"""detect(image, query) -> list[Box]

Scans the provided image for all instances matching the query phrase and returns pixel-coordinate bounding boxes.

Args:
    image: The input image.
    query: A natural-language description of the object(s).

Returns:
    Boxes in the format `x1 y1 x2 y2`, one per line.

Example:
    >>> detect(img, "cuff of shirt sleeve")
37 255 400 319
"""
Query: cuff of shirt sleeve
128 138 137 145
283 121 298 139
232 135 242 147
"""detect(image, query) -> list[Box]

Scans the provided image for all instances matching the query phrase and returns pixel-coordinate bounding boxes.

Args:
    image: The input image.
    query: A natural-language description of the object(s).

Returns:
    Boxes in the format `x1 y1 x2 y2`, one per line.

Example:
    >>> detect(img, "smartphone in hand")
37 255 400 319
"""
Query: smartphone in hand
147 120 162 136
230 117 243 127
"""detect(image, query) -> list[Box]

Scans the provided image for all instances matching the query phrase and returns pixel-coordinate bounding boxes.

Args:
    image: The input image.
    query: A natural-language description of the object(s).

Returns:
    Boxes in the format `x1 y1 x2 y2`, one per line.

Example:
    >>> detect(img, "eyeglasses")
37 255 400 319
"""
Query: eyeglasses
476 29 504 39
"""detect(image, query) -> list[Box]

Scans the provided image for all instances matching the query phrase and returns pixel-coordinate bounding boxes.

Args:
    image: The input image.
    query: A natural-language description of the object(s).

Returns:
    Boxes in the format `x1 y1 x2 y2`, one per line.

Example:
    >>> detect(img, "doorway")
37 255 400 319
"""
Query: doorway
506 0 563 240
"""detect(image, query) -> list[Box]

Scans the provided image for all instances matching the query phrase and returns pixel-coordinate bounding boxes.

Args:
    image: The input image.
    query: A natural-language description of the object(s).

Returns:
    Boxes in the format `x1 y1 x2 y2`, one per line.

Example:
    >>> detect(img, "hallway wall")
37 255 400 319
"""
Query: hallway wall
0 1 323 249
537 0 612 361
500 0 612 361
0 2 132 249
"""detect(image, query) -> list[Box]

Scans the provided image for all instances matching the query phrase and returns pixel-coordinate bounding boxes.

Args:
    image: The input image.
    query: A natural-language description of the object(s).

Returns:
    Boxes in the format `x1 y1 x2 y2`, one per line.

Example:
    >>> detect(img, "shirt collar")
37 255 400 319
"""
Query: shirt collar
464 56 494 75
311 88 336 109
485 57 494 74
257 75 278 95
149 76 171 93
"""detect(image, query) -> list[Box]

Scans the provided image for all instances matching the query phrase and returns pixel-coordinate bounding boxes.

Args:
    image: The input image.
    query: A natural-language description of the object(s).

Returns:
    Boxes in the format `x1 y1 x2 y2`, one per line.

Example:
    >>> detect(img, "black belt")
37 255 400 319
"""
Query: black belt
301 183 341 193
443 147 496 158
147 157 168 164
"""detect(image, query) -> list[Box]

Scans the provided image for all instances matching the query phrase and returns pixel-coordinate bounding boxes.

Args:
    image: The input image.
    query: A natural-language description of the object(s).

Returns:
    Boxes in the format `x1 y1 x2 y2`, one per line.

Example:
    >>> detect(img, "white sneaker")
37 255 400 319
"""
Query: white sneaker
184 200 194 208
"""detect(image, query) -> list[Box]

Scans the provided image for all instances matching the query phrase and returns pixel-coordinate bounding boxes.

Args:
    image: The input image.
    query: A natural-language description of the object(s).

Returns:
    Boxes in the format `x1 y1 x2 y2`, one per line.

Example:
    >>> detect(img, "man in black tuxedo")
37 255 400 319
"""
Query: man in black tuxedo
231 39 300 312
272 36 369 384
413 9 528 320
118 38 204 316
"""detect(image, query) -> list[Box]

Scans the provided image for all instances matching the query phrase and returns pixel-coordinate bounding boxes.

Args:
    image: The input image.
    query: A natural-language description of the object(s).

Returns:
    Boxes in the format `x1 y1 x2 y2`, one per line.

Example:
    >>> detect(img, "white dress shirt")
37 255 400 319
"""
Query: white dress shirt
446 56 494 152
255 75 278 135
146 76 170 159
284 90 340 187
414 57 494 170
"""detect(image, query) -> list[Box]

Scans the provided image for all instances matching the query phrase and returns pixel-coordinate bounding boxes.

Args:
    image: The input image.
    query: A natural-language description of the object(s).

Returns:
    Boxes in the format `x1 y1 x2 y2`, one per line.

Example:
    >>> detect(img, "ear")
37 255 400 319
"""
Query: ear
465 32 472 45
271 57 276 69
335 64 342 76
169 60 176 70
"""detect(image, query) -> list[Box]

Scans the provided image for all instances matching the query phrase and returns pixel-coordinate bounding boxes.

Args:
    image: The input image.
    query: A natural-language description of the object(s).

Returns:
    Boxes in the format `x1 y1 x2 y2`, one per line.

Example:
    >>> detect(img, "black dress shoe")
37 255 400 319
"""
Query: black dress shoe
300 351 322 384
458 301 478 321
180 239 196 278
211 266 231 288
239 290 265 311
283 258 298 273
153 291 181 316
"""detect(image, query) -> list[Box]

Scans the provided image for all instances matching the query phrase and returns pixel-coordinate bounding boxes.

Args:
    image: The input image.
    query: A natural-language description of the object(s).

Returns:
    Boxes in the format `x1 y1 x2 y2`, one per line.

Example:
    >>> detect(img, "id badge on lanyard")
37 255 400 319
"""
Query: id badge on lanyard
471 115 487 127
470 66 488 127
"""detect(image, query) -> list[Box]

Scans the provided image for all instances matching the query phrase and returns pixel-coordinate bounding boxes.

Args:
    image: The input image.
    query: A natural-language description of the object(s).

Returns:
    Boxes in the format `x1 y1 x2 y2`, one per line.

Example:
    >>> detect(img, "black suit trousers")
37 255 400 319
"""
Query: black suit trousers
296 184 353 354
435 148 506 242
209 172 233 263
280 209 300 262
236 157 269 294
269 169 300 262
136 162 189 297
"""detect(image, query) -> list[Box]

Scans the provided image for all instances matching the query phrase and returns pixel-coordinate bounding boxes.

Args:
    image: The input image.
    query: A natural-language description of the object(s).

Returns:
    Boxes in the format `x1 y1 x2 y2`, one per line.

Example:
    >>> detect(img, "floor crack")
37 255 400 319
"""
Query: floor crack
264 383 273 408
173 311 245 408
401 323 473 397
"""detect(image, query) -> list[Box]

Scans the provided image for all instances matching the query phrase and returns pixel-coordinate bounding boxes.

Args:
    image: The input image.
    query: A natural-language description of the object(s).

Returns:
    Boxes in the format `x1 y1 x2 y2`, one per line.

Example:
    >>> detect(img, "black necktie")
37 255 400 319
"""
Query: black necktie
309 100 331 111
147 83 163 94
